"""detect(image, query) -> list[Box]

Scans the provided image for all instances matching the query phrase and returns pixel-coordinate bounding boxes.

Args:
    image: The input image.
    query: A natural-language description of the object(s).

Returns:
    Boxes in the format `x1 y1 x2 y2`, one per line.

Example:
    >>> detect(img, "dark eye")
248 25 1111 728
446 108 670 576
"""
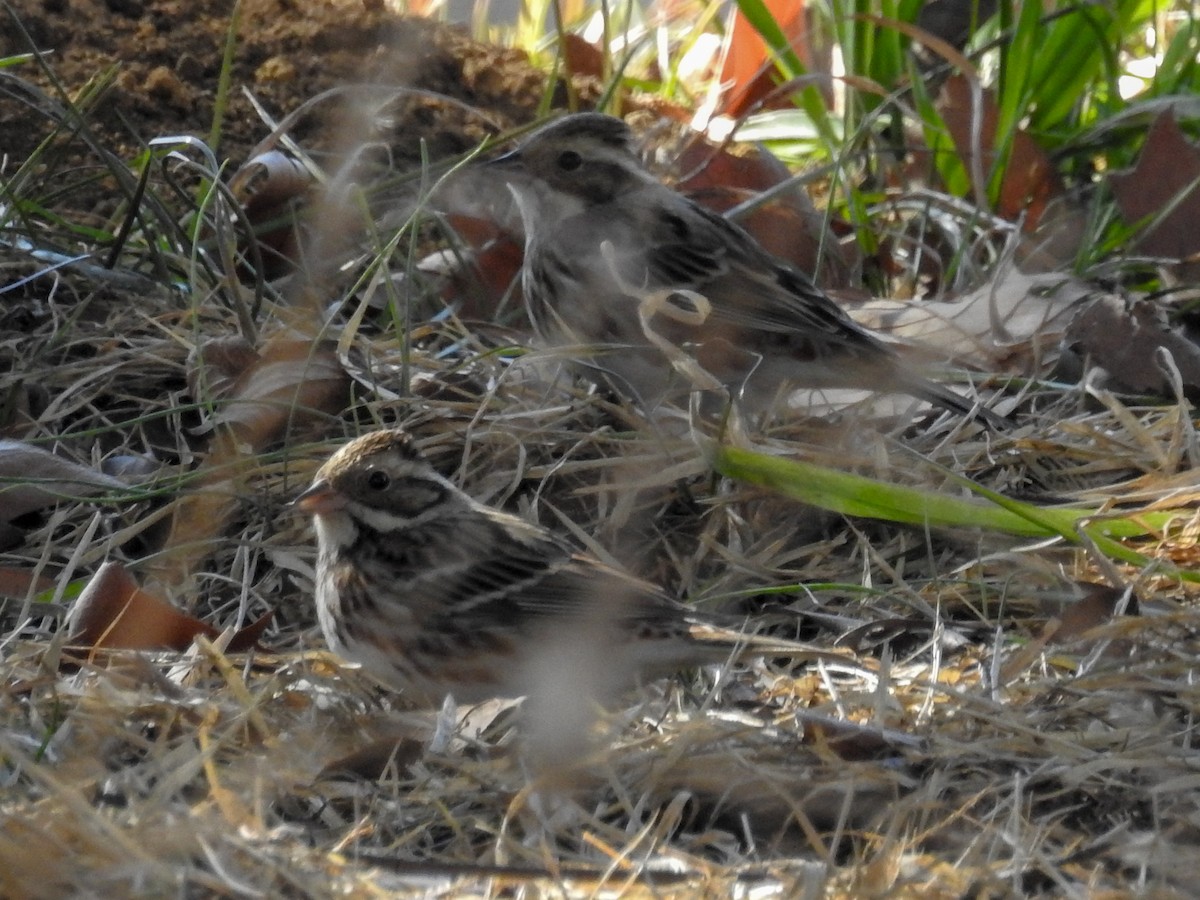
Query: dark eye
556 150 582 171
366 470 390 491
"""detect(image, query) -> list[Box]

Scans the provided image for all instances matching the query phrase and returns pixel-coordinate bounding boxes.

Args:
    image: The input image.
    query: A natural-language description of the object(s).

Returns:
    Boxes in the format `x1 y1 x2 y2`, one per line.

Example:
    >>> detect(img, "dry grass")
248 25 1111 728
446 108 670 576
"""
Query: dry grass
3 49 1200 900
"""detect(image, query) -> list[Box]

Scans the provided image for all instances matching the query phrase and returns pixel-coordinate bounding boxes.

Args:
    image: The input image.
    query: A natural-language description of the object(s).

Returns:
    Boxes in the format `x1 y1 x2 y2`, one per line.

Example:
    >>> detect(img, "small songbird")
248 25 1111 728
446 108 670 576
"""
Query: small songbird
490 113 1002 425
295 429 837 705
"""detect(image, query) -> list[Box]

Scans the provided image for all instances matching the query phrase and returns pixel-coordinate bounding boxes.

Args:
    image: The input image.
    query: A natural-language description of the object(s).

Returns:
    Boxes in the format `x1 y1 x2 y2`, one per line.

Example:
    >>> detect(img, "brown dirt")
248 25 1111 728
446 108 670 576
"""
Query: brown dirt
1 0 554 209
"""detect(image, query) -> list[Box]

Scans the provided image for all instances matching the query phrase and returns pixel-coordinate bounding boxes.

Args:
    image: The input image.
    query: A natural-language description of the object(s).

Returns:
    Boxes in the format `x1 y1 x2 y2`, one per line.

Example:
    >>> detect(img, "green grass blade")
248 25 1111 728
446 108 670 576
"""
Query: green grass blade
907 55 970 196
712 444 1198 577
1028 0 1156 134
732 0 839 150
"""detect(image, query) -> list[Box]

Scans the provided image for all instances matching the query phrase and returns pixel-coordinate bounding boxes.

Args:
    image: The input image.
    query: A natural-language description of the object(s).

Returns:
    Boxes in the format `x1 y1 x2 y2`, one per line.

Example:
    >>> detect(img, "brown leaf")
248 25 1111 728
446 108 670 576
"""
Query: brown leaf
186 335 261 404
229 149 313 211
644 745 895 836
0 567 56 600
559 33 604 81
227 610 275 652
0 440 126 545
67 561 216 650
1110 110 1200 278
717 0 812 117
228 149 314 280
319 735 426 781
150 336 350 589
797 710 924 761
1002 582 1139 682
439 213 526 321
443 211 508 248
1064 293 1200 399
676 139 854 286
66 561 272 652
935 75 1064 229
215 338 350 446
1046 582 1138 646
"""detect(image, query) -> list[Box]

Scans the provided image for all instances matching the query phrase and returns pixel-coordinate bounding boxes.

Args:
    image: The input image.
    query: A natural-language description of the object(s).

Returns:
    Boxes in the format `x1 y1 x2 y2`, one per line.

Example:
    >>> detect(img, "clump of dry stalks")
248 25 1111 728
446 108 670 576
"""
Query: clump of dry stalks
3 64 1200 899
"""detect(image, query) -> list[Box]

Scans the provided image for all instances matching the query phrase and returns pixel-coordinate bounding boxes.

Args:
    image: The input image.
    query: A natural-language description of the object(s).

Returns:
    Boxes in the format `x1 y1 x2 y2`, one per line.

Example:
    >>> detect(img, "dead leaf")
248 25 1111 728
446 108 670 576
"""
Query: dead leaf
229 149 313 211
67 561 214 650
1046 582 1138 645
66 560 271 652
1064 293 1200 398
320 735 426 781
100 454 161 479
0 440 126 547
836 617 972 655
215 338 349 445
797 710 925 761
1110 110 1200 280
228 149 314 279
935 75 1064 229
717 0 815 117
1001 582 1139 682
676 138 854 286
226 611 276 652
0 567 56 600
439 213 526 320
559 33 604 81
186 335 261 404
849 269 1087 372
644 745 896 837
150 336 350 589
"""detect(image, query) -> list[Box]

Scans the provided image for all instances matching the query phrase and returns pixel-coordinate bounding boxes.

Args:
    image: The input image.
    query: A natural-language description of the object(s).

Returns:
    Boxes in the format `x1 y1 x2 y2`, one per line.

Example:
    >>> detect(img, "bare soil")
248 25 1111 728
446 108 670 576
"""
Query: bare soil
2 0 551 209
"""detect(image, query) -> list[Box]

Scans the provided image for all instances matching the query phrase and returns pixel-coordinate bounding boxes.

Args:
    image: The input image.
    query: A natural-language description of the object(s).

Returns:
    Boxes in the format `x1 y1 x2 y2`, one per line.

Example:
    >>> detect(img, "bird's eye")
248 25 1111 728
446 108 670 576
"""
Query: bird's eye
366 470 390 491
556 150 582 171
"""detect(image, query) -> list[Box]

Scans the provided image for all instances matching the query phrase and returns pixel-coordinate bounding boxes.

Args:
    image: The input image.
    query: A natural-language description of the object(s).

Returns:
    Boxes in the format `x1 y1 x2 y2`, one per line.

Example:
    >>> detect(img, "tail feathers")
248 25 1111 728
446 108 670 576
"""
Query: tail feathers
903 373 1009 430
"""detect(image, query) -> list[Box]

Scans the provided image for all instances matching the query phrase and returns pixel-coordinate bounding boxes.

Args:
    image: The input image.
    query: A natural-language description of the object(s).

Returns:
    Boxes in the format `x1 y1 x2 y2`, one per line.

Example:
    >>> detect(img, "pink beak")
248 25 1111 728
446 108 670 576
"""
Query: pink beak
293 480 346 517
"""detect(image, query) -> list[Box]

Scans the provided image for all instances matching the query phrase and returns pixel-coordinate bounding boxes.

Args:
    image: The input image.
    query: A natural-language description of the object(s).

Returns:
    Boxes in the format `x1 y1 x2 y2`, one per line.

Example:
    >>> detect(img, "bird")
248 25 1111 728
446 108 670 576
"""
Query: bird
294 428 841 706
488 112 1003 426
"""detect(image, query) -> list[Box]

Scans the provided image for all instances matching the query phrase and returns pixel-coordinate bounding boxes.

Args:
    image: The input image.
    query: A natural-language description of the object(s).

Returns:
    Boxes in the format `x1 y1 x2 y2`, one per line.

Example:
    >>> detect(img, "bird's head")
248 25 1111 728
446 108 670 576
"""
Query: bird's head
295 430 458 539
488 114 652 222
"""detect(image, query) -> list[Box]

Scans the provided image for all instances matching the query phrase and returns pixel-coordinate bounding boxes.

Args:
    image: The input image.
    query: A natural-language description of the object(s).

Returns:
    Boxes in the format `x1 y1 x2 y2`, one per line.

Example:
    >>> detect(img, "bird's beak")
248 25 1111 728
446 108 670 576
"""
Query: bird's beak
486 148 522 169
292 480 345 516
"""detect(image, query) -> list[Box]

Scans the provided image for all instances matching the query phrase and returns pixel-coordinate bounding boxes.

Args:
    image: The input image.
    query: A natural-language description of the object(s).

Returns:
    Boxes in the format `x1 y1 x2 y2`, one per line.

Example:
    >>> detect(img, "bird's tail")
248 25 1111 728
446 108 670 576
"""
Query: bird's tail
903 372 1009 430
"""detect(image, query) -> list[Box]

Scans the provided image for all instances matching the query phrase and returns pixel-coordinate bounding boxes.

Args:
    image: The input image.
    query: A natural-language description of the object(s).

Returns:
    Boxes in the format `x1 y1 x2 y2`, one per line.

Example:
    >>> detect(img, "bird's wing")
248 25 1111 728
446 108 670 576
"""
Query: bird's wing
426 508 855 668
424 508 688 636
639 204 733 286
622 196 1003 424
530 552 692 626
640 200 883 352
505 544 853 666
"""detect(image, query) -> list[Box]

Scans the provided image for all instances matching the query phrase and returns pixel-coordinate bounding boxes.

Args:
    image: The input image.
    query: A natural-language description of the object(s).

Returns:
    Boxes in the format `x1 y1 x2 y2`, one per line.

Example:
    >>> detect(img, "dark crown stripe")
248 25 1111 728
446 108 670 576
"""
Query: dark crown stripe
533 113 632 149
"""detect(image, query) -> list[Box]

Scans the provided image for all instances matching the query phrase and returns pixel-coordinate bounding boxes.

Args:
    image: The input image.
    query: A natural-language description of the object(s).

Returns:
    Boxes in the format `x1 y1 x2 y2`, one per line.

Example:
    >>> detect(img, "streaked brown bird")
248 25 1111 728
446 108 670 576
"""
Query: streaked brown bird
490 113 1002 426
295 429 837 705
